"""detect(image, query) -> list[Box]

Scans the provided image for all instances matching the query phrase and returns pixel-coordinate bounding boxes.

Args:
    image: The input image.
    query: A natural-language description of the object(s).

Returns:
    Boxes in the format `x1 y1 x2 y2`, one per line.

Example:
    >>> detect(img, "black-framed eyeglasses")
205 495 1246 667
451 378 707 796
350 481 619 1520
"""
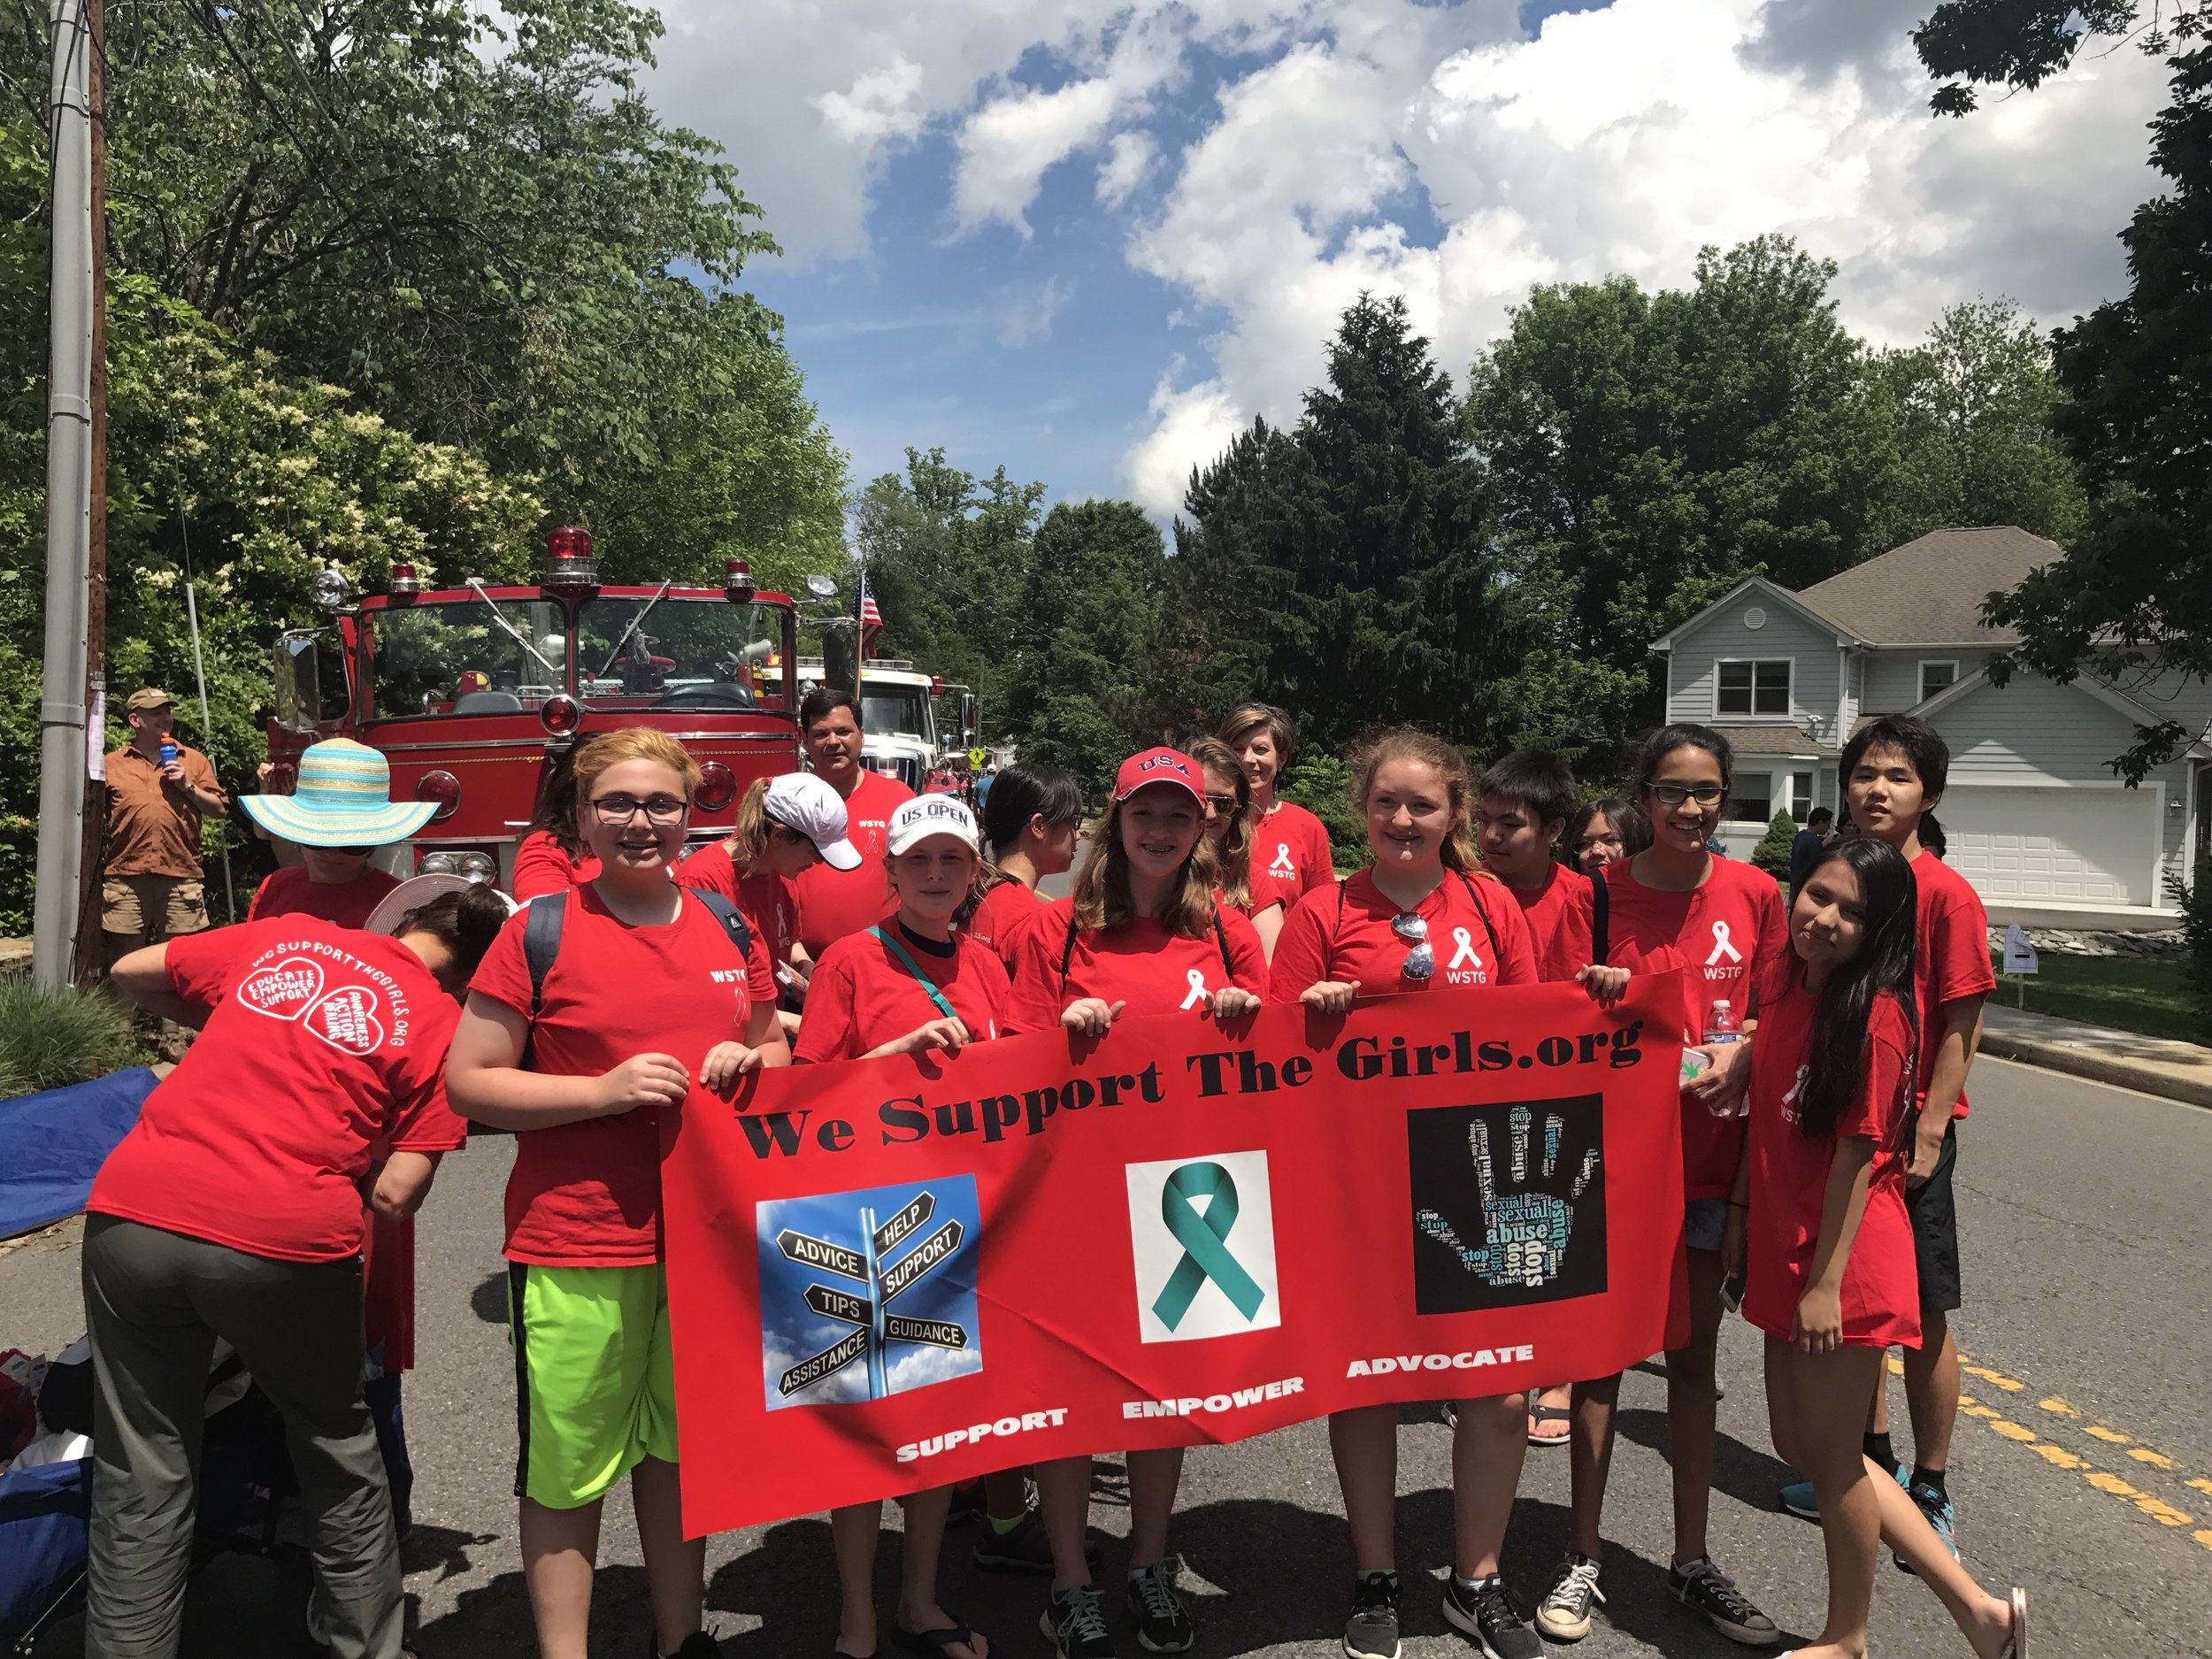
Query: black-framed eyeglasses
1392 911 1433 981
590 793 690 825
1649 782 1725 807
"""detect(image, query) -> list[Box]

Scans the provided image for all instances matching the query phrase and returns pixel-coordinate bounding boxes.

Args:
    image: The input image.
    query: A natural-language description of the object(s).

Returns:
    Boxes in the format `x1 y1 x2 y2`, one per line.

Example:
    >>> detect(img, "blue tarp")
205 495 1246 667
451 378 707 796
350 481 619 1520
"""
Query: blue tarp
0 1069 157 1239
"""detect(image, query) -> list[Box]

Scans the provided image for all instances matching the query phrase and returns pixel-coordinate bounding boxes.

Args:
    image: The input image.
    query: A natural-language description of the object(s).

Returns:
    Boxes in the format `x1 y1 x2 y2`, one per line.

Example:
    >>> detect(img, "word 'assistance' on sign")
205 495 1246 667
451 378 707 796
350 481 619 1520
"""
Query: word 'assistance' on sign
662 976 1691 1535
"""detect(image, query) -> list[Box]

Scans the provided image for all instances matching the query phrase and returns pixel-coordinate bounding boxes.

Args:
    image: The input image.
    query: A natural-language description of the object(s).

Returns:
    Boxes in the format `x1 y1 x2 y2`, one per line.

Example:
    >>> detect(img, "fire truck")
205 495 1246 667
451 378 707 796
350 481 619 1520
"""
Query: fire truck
265 528 834 885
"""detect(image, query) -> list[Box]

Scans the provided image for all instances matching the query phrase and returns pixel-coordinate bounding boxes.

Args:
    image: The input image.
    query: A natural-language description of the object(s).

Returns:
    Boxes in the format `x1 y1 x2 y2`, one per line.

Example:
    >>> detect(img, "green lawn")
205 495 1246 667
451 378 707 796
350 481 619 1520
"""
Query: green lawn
1987 950 2206 1045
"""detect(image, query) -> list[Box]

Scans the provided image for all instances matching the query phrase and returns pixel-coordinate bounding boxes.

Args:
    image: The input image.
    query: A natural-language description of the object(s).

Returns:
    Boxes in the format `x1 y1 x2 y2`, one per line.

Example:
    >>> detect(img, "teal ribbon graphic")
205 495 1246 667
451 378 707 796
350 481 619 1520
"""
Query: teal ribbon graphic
1152 1162 1266 1329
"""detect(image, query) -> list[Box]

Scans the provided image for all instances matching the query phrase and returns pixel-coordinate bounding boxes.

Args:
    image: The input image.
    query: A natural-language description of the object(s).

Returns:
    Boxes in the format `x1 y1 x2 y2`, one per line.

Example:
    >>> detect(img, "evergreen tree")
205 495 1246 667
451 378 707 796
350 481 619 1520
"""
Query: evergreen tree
1165 417 1307 734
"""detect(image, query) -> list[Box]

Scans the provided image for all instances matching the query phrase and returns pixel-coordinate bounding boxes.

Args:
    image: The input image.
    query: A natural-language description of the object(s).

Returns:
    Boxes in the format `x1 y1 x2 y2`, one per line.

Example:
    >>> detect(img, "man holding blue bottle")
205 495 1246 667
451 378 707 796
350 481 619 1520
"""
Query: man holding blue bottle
102 687 227 1056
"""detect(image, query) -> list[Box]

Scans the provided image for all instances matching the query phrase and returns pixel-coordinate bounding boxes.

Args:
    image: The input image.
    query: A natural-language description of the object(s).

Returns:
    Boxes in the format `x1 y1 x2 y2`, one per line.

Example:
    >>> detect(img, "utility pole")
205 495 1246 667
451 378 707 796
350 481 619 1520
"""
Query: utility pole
72 0 108 985
32 0 96 988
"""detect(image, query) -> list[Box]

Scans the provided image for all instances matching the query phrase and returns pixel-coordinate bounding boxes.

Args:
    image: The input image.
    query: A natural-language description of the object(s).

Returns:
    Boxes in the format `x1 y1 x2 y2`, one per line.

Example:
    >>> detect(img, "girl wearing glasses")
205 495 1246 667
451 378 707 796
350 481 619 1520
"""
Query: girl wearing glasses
1188 735 1287 956
798 796 1004 1659
1564 796 1651 877
1266 728 1544 1659
1005 747 1267 1659
1220 703 1336 933
1533 724 1787 1650
444 728 790 1659
970 761 1084 975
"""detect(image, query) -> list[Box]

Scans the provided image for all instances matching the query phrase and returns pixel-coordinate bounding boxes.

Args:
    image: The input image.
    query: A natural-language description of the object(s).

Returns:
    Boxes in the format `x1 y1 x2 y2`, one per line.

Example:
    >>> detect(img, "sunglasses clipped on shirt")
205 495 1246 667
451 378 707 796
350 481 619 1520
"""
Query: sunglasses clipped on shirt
590 793 691 826
1393 910 1434 981
1649 782 1726 808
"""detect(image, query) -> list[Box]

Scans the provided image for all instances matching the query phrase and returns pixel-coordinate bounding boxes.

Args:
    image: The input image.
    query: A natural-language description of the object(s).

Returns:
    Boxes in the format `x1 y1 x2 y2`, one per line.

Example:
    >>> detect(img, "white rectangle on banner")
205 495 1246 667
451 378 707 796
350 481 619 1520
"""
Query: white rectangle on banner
1125 1149 1282 1345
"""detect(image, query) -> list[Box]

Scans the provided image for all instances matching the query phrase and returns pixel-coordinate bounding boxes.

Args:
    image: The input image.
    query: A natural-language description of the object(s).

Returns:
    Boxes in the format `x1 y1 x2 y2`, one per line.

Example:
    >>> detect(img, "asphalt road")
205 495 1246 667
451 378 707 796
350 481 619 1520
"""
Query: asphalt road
6 1055 2208 1658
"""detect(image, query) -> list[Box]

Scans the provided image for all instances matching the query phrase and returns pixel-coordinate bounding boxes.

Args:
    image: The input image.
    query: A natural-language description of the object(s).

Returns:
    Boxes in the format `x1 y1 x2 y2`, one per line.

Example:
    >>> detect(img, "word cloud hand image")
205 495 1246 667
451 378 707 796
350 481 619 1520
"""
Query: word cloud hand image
1416 1105 1600 1289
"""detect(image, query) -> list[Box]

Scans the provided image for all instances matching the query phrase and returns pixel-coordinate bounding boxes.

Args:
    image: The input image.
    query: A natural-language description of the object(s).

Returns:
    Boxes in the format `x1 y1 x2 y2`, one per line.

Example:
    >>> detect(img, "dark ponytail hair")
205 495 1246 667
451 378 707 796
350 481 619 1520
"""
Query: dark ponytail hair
526 745 586 860
980 761 1083 859
1632 723 1733 795
394 885 511 984
1794 838 1919 1141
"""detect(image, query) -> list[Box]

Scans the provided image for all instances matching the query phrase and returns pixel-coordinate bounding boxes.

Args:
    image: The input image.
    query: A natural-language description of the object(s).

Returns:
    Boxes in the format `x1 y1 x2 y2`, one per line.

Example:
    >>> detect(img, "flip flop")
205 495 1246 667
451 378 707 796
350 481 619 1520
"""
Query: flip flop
891 1615 985 1657
2003 1586 2028 1659
1526 1401 1572 1446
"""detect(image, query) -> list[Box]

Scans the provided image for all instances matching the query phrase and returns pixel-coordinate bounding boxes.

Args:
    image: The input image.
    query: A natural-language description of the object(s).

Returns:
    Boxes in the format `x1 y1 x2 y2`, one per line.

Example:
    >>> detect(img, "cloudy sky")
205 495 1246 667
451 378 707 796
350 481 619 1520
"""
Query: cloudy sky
643 0 2166 518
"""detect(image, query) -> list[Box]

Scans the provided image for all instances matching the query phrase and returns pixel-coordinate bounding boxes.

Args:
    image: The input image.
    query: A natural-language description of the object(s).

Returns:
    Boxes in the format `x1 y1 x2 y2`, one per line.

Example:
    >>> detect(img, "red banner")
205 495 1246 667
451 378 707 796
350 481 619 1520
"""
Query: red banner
662 974 1689 1536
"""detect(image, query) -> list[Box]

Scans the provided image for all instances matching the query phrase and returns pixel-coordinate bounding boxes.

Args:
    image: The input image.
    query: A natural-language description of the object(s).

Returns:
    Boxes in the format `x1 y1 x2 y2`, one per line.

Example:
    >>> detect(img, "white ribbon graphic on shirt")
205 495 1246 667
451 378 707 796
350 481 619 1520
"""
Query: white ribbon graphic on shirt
1782 1064 1809 1110
1268 843 1296 877
1179 969 1210 1010
1448 927 1482 972
1705 919 1743 966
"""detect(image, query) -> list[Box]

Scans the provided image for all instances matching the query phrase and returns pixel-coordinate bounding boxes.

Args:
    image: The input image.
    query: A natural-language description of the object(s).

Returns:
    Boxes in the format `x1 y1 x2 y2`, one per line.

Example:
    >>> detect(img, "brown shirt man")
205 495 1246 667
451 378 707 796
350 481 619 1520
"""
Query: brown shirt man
104 742 227 878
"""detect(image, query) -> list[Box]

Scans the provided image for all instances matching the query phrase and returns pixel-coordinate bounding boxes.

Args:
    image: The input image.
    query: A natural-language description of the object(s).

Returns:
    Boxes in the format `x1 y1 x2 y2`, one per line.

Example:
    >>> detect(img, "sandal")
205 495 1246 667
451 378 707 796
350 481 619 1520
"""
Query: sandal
1527 1401 1571 1446
891 1614 985 1656
2003 1586 2028 1659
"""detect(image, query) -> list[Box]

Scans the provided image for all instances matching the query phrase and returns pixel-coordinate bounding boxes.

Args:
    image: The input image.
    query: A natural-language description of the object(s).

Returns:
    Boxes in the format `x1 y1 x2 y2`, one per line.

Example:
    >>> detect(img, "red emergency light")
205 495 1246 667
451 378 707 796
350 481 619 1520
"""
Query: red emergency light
388 562 421 603
544 526 599 595
695 760 738 813
725 558 756 601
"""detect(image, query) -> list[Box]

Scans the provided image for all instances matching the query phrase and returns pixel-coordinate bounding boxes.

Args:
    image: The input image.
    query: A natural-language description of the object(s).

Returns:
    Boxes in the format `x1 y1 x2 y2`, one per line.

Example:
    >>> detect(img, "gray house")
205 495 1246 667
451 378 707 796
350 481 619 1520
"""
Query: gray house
1650 526 2209 926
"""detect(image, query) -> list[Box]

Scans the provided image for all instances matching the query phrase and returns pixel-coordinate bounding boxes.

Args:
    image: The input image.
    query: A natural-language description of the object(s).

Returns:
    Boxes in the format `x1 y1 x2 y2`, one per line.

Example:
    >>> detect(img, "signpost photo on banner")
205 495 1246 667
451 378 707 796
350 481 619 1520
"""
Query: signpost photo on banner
660 972 1691 1537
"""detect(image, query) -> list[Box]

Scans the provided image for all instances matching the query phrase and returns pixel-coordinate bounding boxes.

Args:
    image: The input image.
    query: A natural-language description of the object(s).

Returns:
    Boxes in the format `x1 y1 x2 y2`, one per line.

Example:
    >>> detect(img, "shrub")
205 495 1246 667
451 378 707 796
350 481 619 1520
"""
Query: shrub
1750 811 1800 879
1281 753 1371 872
2168 854 2212 1031
0 977 146 1097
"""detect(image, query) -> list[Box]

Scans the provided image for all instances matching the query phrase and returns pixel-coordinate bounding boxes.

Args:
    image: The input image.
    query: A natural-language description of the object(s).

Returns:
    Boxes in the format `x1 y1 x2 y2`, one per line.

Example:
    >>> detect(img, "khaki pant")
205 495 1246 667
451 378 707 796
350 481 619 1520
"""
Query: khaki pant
103 876 208 1060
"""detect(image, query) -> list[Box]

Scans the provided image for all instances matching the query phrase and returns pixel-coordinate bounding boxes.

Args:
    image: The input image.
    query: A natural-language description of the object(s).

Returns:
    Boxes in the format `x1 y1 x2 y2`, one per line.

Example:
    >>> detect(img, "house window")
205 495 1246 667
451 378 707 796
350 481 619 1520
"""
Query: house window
1731 772 1774 824
1791 772 1814 823
1717 659 1791 717
1919 660 1958 703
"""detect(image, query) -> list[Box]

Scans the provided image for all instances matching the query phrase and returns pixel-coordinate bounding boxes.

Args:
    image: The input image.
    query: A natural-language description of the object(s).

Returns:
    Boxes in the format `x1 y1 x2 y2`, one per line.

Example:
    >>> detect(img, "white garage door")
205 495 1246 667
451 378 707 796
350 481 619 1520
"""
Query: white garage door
1939 786 2155 906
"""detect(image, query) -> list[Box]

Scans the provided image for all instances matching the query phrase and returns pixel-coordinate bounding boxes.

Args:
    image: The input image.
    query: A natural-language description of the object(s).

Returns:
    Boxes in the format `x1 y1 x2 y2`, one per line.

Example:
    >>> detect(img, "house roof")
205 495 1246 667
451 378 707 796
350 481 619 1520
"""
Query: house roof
1648 574 1859 651
1792 526 2058 646
1715 726 1839 760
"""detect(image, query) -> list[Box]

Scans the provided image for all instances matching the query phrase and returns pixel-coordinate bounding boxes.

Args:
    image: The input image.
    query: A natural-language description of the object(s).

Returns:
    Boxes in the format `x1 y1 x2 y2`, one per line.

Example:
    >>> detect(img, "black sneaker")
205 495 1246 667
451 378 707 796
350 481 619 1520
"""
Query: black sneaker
1343 1571 1402 1658
1125 1560 1195 1655
1440 1574 1541 1659
649 1632 724 1659
1668 1557 1778 1647
1534 1554 1605 1642
1040 1585 1117 1659
972 1506 1102 1573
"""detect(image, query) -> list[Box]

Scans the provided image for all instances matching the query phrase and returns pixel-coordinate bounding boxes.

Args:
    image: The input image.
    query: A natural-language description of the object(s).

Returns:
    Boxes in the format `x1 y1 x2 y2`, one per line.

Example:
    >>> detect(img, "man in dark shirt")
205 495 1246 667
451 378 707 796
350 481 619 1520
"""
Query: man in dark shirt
1788 805 1835 890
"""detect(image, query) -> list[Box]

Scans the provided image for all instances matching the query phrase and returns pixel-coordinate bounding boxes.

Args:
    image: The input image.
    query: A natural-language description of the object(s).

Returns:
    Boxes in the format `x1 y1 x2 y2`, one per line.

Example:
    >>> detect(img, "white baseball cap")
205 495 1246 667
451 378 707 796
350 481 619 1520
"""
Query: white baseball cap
364 872 521 936
764 772 863 871
885 795 980 856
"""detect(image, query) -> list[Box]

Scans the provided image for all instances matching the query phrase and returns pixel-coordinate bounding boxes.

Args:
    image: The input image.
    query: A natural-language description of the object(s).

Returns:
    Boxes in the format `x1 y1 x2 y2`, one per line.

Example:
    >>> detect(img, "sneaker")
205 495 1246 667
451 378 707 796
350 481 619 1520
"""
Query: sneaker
1440 1574 1542 1659
1041 1585 1117 1659
1125 1560 1195 1655
649 1633 724 1659
1534 1555 1605 1642
1780 1461 1907 1521
972 1507 1102 1573
1668 1558 1778 1647
1342 1572 1401 1659
1898 1480 1959 1575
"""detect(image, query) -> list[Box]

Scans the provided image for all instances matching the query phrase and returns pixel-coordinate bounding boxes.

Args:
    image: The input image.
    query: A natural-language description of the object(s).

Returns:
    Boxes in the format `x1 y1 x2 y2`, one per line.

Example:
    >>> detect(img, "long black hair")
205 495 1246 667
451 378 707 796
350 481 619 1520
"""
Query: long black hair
1794 837 1919 1141
525 745 586 860
980 761 1082 861
1563 796 1652 868
1632 723 1734 795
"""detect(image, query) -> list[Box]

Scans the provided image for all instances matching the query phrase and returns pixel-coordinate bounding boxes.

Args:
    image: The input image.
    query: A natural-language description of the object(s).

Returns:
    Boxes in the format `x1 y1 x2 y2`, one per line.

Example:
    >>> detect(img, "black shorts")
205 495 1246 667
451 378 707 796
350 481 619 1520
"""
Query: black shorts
1906 1118 1962 1313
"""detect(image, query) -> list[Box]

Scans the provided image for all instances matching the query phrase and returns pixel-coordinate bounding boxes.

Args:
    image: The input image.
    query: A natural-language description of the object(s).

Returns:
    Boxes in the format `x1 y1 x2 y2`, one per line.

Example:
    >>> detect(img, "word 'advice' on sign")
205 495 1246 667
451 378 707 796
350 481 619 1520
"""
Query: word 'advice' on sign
660 975 1691 1535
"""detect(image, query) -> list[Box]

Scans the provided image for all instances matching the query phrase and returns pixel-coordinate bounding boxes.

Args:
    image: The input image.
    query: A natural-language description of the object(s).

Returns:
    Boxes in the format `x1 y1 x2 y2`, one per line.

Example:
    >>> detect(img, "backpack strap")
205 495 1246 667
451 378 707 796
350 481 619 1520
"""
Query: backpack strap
1587 866 1610 966
1059 910 1081 984
1453 872 1504 965
684 887 754 961
870 926 960 1022
1210 904 1234 986
522 891 567 1023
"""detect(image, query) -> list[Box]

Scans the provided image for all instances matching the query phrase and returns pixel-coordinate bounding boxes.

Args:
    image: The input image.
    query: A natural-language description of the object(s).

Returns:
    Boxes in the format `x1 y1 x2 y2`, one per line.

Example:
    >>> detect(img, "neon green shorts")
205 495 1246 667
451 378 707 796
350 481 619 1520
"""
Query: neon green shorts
506 1261 678 1508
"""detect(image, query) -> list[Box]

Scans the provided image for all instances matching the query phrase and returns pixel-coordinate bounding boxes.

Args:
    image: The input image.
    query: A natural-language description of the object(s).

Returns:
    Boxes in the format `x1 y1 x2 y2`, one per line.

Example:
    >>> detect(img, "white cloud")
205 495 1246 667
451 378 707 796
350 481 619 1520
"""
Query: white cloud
998 276 1071 346
954 77 1126 236
1096 132 1156 208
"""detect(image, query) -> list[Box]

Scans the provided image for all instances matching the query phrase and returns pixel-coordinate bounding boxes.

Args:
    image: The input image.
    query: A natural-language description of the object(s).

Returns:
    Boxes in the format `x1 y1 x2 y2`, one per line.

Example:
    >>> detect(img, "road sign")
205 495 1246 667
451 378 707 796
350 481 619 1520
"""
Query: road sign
803 1283 871 1326
778 1328 868 1398
884 1314 967 1350
778 1228 867 1282
880 1218 964 1302
873 1191 935 1257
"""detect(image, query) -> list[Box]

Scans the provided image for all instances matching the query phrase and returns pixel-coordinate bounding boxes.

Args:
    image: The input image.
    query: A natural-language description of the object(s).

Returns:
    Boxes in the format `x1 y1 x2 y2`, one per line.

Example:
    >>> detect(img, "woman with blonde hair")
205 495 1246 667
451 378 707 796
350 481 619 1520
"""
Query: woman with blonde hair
1006 747 1268 1659
445 726 789 1659
1219 701 1335 925
1187 735 1290 958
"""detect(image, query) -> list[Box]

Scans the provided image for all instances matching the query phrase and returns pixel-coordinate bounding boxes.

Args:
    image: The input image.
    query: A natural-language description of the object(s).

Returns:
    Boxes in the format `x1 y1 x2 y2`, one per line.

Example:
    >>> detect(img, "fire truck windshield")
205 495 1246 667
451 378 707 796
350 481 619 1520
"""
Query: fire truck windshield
368 595 789 718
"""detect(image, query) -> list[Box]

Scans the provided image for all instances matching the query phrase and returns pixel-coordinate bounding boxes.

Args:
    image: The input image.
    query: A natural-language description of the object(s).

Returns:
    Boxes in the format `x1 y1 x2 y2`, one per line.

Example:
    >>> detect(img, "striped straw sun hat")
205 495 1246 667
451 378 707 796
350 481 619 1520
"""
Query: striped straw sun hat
240 739 438 848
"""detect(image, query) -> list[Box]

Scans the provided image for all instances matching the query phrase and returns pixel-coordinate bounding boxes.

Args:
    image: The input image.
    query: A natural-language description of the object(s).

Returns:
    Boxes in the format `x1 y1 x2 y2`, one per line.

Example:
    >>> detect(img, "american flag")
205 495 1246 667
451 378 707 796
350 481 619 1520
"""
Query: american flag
858 572 883 657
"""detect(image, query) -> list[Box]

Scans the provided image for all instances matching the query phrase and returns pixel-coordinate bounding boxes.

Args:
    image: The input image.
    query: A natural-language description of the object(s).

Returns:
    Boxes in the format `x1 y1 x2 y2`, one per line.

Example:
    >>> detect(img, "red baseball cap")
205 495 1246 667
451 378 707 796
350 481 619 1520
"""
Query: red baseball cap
1111 747 1204 804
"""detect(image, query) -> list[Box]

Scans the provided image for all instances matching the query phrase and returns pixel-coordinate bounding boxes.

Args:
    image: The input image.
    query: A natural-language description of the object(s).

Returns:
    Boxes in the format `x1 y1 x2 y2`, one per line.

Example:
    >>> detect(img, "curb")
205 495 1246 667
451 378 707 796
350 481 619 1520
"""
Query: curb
1978 1029 2212 1110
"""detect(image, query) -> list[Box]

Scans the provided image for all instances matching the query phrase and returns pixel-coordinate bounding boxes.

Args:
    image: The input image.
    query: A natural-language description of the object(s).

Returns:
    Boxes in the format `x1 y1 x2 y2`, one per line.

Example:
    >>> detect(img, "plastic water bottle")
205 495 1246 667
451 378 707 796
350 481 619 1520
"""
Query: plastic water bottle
1701 998 1743 1116
157 737 179 767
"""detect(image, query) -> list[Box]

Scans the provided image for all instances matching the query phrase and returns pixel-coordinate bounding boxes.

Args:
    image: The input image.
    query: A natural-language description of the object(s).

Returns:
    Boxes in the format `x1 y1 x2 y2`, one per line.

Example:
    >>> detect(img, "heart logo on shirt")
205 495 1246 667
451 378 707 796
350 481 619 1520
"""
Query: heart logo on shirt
236 956 326 1023
304 986 386 1056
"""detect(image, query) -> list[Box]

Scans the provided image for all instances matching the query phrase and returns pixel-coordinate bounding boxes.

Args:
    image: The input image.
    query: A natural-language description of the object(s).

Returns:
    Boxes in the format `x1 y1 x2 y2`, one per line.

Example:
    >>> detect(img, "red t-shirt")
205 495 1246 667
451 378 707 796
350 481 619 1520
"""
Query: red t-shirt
1909 849 1995 1119
1247 801 1336 917
1743 974 1920 1349
468 884 776 1266
789 770 914 956
674 841 799 971
88 919 464 1263
247 865 403 928
511 831 600 901
1268 868 1539 1002
967 878 1051 977
1601 856 1788 1200
795 926 1010 1061
1005 895 1268 1034
1500 862 1596 985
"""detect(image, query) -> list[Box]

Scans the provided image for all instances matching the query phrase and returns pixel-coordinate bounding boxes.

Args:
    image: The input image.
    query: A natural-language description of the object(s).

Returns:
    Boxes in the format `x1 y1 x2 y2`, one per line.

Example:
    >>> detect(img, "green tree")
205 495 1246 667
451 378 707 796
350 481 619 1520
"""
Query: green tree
1872 298 2088 548
1914 7 2212 777
998 500 1171 799
1750 811 1800 879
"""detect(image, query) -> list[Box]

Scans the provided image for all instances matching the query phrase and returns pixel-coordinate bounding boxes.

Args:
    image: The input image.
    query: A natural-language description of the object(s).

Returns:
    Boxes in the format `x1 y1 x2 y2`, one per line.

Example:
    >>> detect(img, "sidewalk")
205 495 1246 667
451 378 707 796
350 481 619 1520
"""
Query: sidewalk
1980 1003 2212 1109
